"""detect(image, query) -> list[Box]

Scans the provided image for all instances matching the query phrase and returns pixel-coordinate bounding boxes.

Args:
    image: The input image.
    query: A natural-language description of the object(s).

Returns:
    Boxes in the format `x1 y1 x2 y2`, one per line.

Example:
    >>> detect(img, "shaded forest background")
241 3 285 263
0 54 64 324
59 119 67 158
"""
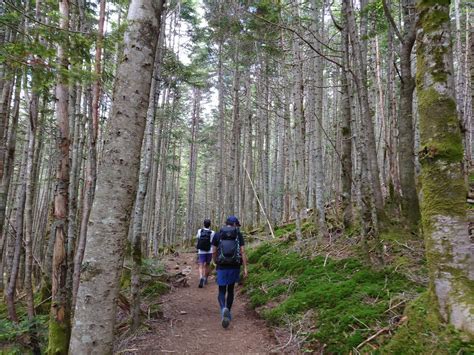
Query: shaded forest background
0 0 473 353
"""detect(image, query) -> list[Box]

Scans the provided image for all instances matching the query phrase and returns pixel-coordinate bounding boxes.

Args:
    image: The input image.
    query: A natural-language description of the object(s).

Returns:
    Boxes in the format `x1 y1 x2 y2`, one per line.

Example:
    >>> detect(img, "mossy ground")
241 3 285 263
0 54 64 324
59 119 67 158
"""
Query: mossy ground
245 223 472 353
381 293 474 354
246 240 423 352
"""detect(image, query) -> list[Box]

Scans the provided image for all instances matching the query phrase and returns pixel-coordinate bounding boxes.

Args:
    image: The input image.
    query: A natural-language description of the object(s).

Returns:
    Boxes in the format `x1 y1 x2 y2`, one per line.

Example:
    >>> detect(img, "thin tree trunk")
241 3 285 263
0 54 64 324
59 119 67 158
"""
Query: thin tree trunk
185 88 201 240
131 55 160 331
24 86 40 322
341 2 353 228
313 0 327 235
346 0 384 216
383 0 420 227
5 142 28 322
48 0 72 350
72 0 105 306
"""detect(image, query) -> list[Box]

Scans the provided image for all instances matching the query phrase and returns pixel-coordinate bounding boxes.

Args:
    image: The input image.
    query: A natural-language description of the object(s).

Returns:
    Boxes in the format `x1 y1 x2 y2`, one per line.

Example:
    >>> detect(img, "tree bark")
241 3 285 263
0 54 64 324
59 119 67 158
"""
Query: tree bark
48 0 72 351
341 1 353 228
416 0 473 335
72 0 106 307
70 0 164 351
5 142 28 322
185 88 201 241
131 61 158 331
383 0 420 227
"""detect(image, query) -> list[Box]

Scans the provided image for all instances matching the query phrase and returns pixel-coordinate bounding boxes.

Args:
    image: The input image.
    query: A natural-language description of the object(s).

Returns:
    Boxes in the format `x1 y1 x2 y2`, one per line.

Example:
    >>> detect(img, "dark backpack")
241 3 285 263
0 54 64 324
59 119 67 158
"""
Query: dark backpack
216 227 241 266
196 229 212 251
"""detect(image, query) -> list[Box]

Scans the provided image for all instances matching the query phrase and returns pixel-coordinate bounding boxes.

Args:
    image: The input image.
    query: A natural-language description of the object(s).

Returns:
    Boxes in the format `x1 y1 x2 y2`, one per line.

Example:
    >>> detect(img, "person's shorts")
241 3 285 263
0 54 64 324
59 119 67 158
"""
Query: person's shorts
216 268 240 286
198 253 212 264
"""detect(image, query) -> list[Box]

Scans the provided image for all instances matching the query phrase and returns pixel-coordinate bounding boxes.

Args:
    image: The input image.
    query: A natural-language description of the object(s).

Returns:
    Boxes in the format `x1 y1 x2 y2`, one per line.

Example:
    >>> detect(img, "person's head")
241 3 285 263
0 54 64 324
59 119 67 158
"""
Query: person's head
225 215 241 227
203 218 211 228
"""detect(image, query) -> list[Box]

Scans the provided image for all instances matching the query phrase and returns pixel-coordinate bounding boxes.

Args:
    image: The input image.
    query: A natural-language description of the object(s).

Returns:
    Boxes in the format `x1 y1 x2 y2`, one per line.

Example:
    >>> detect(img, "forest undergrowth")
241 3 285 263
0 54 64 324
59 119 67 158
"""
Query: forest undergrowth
244 221 474 353
0 259 169 353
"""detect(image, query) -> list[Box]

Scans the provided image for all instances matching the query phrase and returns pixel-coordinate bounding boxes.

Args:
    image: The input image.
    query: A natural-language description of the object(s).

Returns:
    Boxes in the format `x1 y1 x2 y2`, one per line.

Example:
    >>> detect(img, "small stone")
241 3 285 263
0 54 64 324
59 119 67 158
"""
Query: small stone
180 311 187 315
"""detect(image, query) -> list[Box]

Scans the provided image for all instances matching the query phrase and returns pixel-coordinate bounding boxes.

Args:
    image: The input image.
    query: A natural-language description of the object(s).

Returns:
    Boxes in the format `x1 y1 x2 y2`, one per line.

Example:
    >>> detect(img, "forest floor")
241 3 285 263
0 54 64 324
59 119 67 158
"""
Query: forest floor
116 251 277 354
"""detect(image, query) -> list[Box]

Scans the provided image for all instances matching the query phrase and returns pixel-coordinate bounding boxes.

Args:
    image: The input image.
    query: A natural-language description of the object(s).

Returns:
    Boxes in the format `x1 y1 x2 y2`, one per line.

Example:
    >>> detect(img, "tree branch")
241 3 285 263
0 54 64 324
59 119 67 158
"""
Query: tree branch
247 11 344 69
382 0 403 42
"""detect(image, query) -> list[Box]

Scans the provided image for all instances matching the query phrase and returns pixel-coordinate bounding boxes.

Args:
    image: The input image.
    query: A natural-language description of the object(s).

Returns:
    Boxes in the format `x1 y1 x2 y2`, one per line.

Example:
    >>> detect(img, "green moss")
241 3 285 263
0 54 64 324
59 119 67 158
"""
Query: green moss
245 243 423 353
382 293 474 354
418 89 463 163
120 267 131 289
273 223 296 238
47 316 70 355
417 1 450 33
420 162 466 226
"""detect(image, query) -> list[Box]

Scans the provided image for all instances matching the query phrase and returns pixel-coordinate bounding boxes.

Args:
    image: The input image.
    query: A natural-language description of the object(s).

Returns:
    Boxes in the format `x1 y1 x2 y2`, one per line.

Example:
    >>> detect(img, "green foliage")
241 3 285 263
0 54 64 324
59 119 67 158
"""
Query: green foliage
381 293 474 354
0 311 48 352
141 258 165 276
245 242 424 352
142 280 169 298
273 223 296 238
360 0 389 38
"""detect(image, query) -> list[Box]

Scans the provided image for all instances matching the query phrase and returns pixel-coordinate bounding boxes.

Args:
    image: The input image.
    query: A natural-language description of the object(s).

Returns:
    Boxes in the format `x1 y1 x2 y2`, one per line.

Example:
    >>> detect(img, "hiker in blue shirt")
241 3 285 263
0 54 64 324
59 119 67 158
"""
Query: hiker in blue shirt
212 215 248 329
196 219 215 288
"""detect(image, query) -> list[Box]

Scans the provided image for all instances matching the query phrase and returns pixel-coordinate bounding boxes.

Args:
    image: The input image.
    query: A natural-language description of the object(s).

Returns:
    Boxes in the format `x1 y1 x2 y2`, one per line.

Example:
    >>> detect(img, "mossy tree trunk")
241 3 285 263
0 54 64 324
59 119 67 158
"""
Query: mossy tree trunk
69 0 164 351
416 0 474 335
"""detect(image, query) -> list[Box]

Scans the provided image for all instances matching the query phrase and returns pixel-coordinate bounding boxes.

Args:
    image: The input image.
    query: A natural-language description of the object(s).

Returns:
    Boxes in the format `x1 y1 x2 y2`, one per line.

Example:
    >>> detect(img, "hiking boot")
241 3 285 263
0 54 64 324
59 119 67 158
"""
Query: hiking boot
198 278 204 288
221 307 231 329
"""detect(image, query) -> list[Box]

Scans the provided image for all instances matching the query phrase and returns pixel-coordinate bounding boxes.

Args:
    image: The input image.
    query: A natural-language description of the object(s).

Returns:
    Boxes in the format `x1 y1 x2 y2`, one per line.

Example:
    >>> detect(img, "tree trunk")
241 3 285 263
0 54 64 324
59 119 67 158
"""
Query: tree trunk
131 66 158 332
72 0 105 307
24 88 39 322
70 0 164 351
5 142 28 322
185 88 201 241
48 0 72 351
416 0 473 335
346 0 384 215
312 0 327 235
341 1 353 228
384 0 420 227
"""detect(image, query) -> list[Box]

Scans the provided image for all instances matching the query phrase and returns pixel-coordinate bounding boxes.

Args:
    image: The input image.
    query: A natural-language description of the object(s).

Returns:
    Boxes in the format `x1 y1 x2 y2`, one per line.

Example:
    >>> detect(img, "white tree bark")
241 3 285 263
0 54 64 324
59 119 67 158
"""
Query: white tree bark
70 0 164 352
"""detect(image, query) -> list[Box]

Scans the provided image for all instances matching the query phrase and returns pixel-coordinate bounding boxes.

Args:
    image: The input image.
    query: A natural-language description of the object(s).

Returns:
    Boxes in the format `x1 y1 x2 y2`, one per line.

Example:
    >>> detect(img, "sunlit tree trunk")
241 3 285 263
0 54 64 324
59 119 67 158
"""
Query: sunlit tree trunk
70 0 164 351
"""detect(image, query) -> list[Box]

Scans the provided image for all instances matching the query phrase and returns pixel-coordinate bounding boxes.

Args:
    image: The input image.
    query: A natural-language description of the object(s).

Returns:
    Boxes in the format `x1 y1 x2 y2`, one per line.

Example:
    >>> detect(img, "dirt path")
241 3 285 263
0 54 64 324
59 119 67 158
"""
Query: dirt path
120 252 277 354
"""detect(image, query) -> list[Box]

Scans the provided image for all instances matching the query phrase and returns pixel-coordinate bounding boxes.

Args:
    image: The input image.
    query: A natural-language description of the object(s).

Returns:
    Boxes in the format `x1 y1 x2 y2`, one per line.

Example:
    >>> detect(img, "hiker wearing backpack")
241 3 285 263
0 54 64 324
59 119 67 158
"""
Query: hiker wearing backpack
196 219 215 288
211 215 248 329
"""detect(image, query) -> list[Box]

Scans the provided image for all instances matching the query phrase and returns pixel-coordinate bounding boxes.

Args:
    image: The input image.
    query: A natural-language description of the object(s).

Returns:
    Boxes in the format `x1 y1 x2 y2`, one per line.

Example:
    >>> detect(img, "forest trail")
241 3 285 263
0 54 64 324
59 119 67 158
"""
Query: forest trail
119 252 277 354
